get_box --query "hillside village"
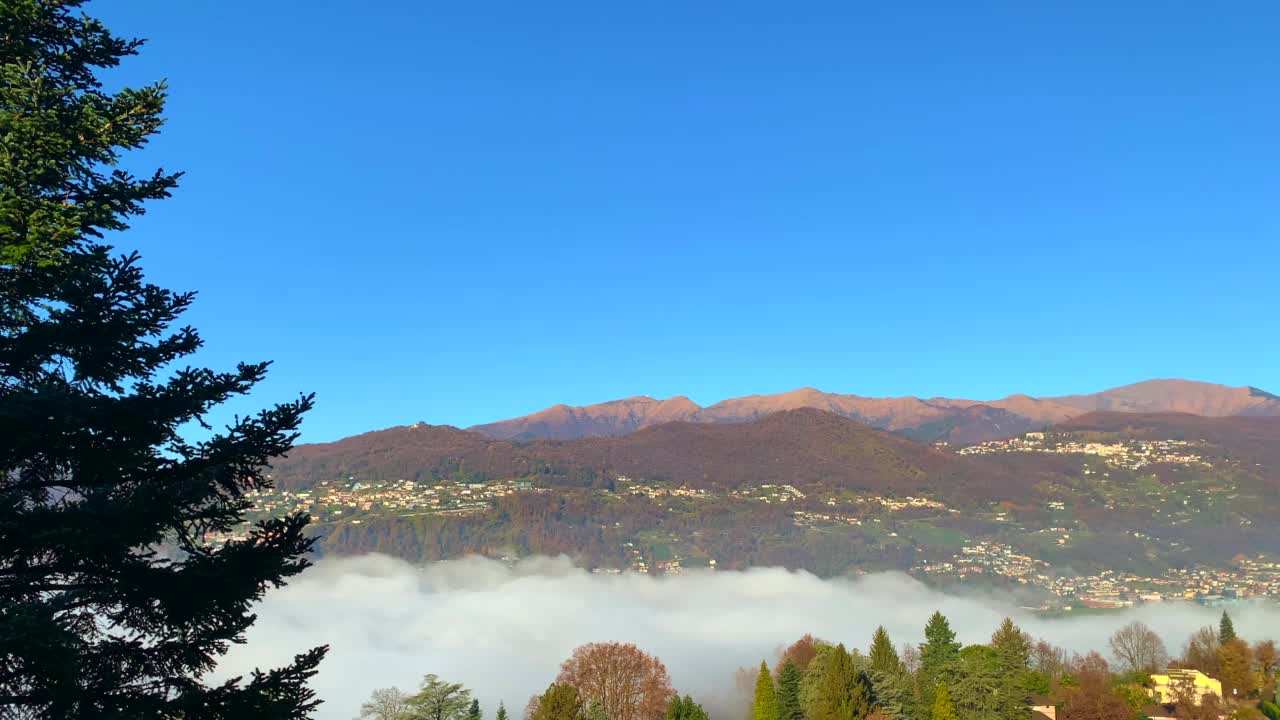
[213,457,1280,611]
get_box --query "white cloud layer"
[214,554,1280,720]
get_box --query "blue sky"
[95,2,1278,442]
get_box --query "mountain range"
[468,379,1280,444]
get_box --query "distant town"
[209,426,1280,612]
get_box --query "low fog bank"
[215,554,1280,719]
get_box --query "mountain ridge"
[468,379,1280,443]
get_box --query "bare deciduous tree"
[1059,653,1133,720]
[1109,621,1168,673]
[558,642,675,720]
[361,687,411,720]
[1032,639,1067,682]
[899,643,921,675]
[1181,625,1221,677]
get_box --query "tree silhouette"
[0,1,324,715]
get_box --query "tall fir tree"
[776,660,804,720]
[991,618,1031,673]
[496,702,509,720]
[754,660,778,720]
[1219,611,1237,643]
[921,612,961,678]
[870,626,901,675]
[931,683,957,720]
[919,612,961,712]
[0,1,325,715]
[470,698,482,720]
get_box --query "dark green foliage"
[497,702,509,720]
[0,0,179,266]
[1261,700,1280,720]
[809,643,872,720]
[870,626,901,675]
[754,660,778,720]
[777,661,803,720]
[665,694,709,720]
[869,667,915,720]
[405,676,473,720]
[921,612,961,678]
[941,646,1027,720]
[1220,611,1237,643]
[470,698,482,720]
[0,1,324,716]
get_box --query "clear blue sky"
[95,2,1278,442]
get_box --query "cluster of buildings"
[792,510,863,527]
[206,477,543,545]
[916,550,1280,609]
[957,433,1208,471]
[917,541,1047,579]
[618,477,714,499]
[728,484,807,503]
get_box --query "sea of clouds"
[212,554,1280,720]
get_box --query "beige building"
[1149,669,1222,704]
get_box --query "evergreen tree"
[405,676,473,720]
[0,1,325,716]
[1220,611,1237,643]
[919,611,961,710]
[870,626,901,675]
[991,618,1031,673]
[497,702,509,720]
[470,698,483,720]
[665,695,708,720]
[754,661,778,720]
[809,644,872,720]
[943,646,1026,720]
[777,660,804,720]
[931,683,957,720]
[921,612,961,678]
[531,684,583,720]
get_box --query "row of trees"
[743,611,1279,720]
[360,611,1279,720]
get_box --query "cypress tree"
[754,660,778,720]
[470,698,482,720]
[777,660,804,720]
[1220,611,1237,643]
[0,1,325,715]
[870,626,901,675]
[931,683,957,720]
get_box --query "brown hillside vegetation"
[271,409,1033,502]
[1057,411,1280,468]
